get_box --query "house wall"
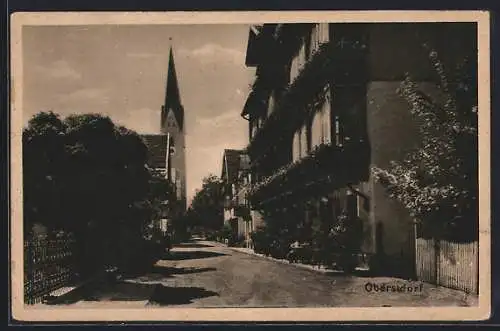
[354,23,468,277]
[361,81,442,278]
[237,218,246,238]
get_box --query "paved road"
[71,239,474,308]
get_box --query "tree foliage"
[23,111,173,272]
[185,174,224,231]
[372,47,478,241]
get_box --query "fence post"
[413,221,418,280]
[434,237,440,287]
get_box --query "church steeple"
[161,44,184,131]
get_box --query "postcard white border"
[10,10,491,322]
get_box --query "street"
[53,239,475,308]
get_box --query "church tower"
[161,46,187,214]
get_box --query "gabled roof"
[221,149,250,184]
[141,134,169,169]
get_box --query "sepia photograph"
[10,11,490,322]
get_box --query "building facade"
[221,149,251,245]
[242,23,476,277]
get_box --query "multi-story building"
[241,23,476,277]
[221,149,251,244]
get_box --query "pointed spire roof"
[163,45,184,130]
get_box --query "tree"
[23,112,170,273]
[23,112,68,234]
[372,46,478,241]
[188,174,225,231]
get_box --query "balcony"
[248,140,370,207]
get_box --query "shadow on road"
[131,266,217,281]
[162,250,228,261]
[149,285,219,306]
[82,281,218,305]
[174,242,214,248]
[83,281,155,302]
[151,265,216,275]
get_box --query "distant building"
[221,149,251,245]
[161,46,187,216]
[242,23,476,277]
[141,133,174,227]
[141,45,187,225]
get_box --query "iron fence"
[24,237,77,304]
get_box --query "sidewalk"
[205,240,364,275]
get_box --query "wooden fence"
[24,237,77,304]
[416,238,479,294]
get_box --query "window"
[251,120,258,139]
[310,90,332,149]
[304,33,312,61]
[290,38,307,82]
[309,23,330,56]
[318,23,329,43]
[292,125,309,162]
[311,110,323,149]
[292,130,301,162]
[310,24,319,56]
[322,93,332,145]
[300,124,309,157]
[268,90,276,116]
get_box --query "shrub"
[328,210,363,273]
[251,227,272,255]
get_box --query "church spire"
[162,42,184,131]
[165,46,181,107]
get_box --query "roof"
[163,47,185,130]
[245,25,264,67]
[221,149,250,184]
[141,134,169,169]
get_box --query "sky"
[22,25,256,205]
